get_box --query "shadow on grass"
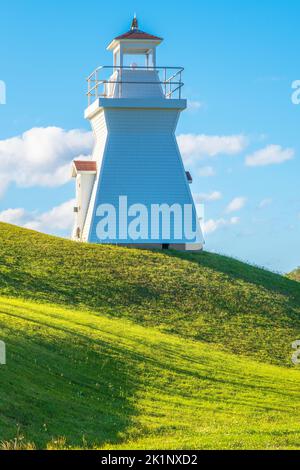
[0,311,139,449]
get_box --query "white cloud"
[187,100,203,112]
[24,199,75,233]
[0,208,26,225]
[259,198,272,209]
[0,127,93,196]
[194,191,222,202]
[245,145,294,167]
[203,217,240,234]
[198,166,216,177]
[177,134,248,165]
[226,197,247,213]
[0,199,75,236]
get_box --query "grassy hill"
[0,222,300,449]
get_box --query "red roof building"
[72,160,97,177]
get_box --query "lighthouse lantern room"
[72,17,204,250]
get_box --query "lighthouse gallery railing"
[86,66,184,105]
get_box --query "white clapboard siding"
[84,104,203,246]
[82,112,108,241]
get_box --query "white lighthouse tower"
[72,17,203,250]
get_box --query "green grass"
[0,223,299,366]
[1,296,300,450]
[0,222,299,449]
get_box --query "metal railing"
[87,66,184,105]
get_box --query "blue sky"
[0,0,299,273]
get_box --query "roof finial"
[131,14,138,31]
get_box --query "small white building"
[72,17,204,250]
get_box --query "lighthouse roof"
[114,30,162,41]
[108,17,163,50]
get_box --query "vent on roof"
[186,171,193,184]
